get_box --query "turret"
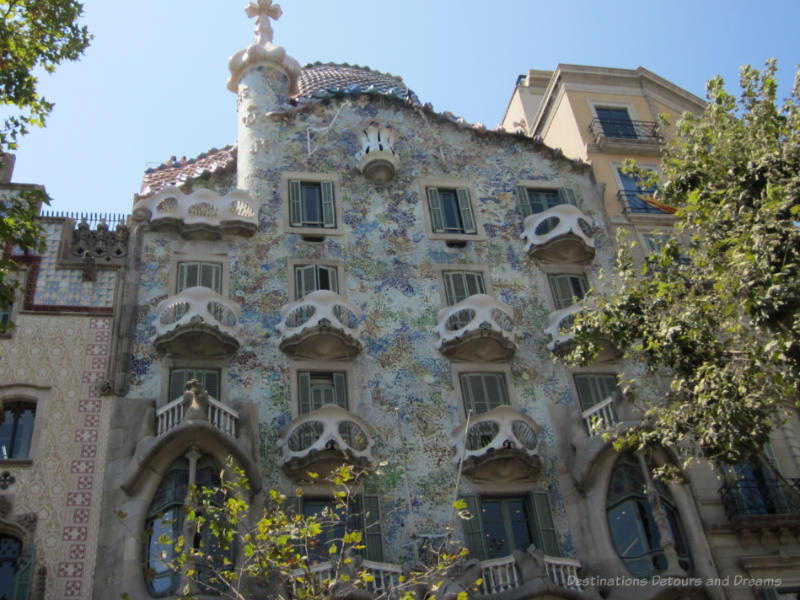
[227,0,300,189]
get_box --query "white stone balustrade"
[544,303,581,353]
[521,204,595,264]
[582,395,619,437]
[478,554,583,595]
[291,560,402,595]
[356,122,399,182]
[435,294,516,361]
[278,290,363,359]
[278,404,375,467]
[133,186,259,237]
[451,406,540,463]
[153,286,242,356]
[156,394,239,438]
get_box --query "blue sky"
[11,0,800,215]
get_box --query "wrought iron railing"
[718,478,800,521]
[617,190,670,214]
[589,118,660,143]
[40,210,127,229]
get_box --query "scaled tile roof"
[295,63,420,106]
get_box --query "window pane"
[506,499,533,552]
[597,108,636,138]
[301,183,322,226]
[13,407,35,458]
[0,535,21,599]
[438,189,463,233]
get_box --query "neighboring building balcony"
[152,287,242,357]
[451,406,542,482]
[617,190,675,216]
[277,404,376,478]
[133,186,259,238]
[521,205,595,264]
[544,303,618,362]
[435,294,516,362]
[278,290,363,360]
[156,393,239,438]
[718,478,800,532]
[589,117,661,153]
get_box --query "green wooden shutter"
[295,265,317,299]
[321,181,336,228]
[169,369,187,401]
[361,495,384,562]
[483,373,509,410]
[528,491,560,556]
[459,373,475,415]
[203,370,220,399]
[515,186,532,217]
[200,263,221,293]
[456,188,476,233]
[333,373,348,410]
[427,188,445,232]
[465,272,485,296]
[549,274,578,310]
[298,372,312,414]
[13,545,35,600]
[574,374,616,411]
[443,272,464,305]
[461,495,486,560]
[289,180,303,226]
[557,188,579,207]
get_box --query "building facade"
[3,8,799,600]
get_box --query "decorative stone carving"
[0,472,15,490]
[0,495,10,518]
[521,204,595,264]
[16,512,37,533]
[356,122,399,182]
[435,294,517,361]
[183,379,209,424]
[70,219,129,265]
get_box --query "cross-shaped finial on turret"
[245,0,283,45]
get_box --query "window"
[442,271,485,306]
[606,454,690,576]
[573,374,618,411]
[176,262,222,293]
[461,493,559,560]
[0,302,11,333]
[0,401,35,460]
[617,168,663,214]
[145,454,231,597]
[459,372,509,415]
[426,187,477,235]
[0,534,34,599]
[514,186,579,218]
[596,107,636,139]
[294,264,339,300]
[297,371,347,414]
[169,368,221,401]
[289,180,336,229]
[642,233,670,255]
[549,273,588,310]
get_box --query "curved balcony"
[133,186,258,239]
[451,406,542,482]
[152,286,242,357]
[521,205,595,264]
[356,122,399,183]
[544,303,618,362]
[278,290,363,360]
[278,404,376,478]
[435,294,517,362]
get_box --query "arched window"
[144,453,230,597]
[0,401,36,460]
[0,533,34,599]
[606,453,690,576]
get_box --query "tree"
[569,60,800,469]
[145,463,474,600]
[0,0,91,328]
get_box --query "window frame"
[289,361,356,419]
[282,172,344,236]
[288,258,345,301]
[175,261,223,294]
[548,272,589,310]
[159,359,227,409]
[514,180,582,218]
[418,177,485,242]
[451,363,516,421]
[589,100,641,137]
[572,372,619,412]
[435,264,490,307]
[167,249,229,300]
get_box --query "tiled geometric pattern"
[29,223,117,308]
[0,313,113,599]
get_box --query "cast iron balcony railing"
[590,118,660,144]
[435,294,517,361]
[153,286,242,356]
[719,478,800,522]
[278,404,375,477]
[278,290,363,360]
[617,190,672,215]
[521,205,595,264]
